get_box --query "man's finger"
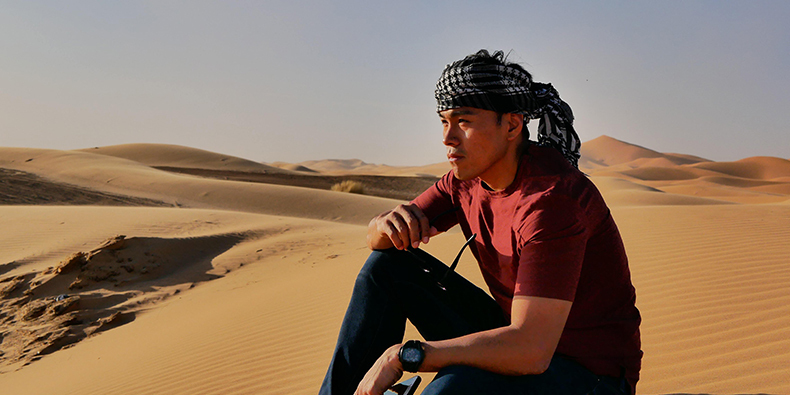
[401,209,422,248]
[387,213,411,250]
[407,205,432,244]
[382,221,403,249]
[390,206,416,249]
[399,204,430,247]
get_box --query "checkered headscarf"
[435,55,582,168]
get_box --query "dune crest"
[690,156,790,180]
[77,143,285,174]
[580,135,706,167]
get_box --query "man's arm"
[354,295,572,395]
[367,203,438,250]
[421,296,571,374]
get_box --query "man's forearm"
[419,325,554,376]
[415,296,571,376]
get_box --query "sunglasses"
[406,207,477,291]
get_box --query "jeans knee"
[421,366,488,395]
[354,249,403,290]
[358,249,391,278]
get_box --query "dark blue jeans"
[318,248,629,395]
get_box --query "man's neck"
[478,152,521,192]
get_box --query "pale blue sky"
[1,1,788,166]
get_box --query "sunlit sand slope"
[615,204,790,394]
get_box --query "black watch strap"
[398,340,425,373]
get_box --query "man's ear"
[506,113,524,141]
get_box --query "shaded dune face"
[0,233,244,372]
[0,168,168,207]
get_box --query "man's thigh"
[369,248,508,340]
[420,355,623,395]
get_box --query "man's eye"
[458,118,470,124]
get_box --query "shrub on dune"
[331,180,364,194]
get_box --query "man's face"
[439,107,518,183]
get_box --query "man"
[319,50,642,395]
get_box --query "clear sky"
[1,1,788,166]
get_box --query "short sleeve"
[411,172,459,233]
[513,193,589,301]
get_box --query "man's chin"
[451,167,475,181]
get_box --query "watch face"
[402,348,421,363]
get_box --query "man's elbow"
[508,357,551,376]
[528,355,553,375]
[506,346,554,376]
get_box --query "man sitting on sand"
[319,50,642,395]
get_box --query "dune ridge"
[77,143,286,174]
[579,135,712,168]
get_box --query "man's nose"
[442,124,459,146]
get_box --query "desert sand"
[1,136,788,394]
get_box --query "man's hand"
[367,204,438,250]
[354,345,404,395]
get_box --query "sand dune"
[293,159,451,177]
[580,135,705,168]
[747,182,790,197]
[619,167,707,181]
[2,137,789,394]
[0,147,400,224]
[690,156,790,180]
[588,177,732,207]
[78,143,286,174]
[270,162,319,173]
[578,137,790,205]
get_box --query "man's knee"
[353,249,411,293]
[357,249,396,281]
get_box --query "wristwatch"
[398,340,425,373]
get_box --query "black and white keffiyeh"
[435,59,582,168]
